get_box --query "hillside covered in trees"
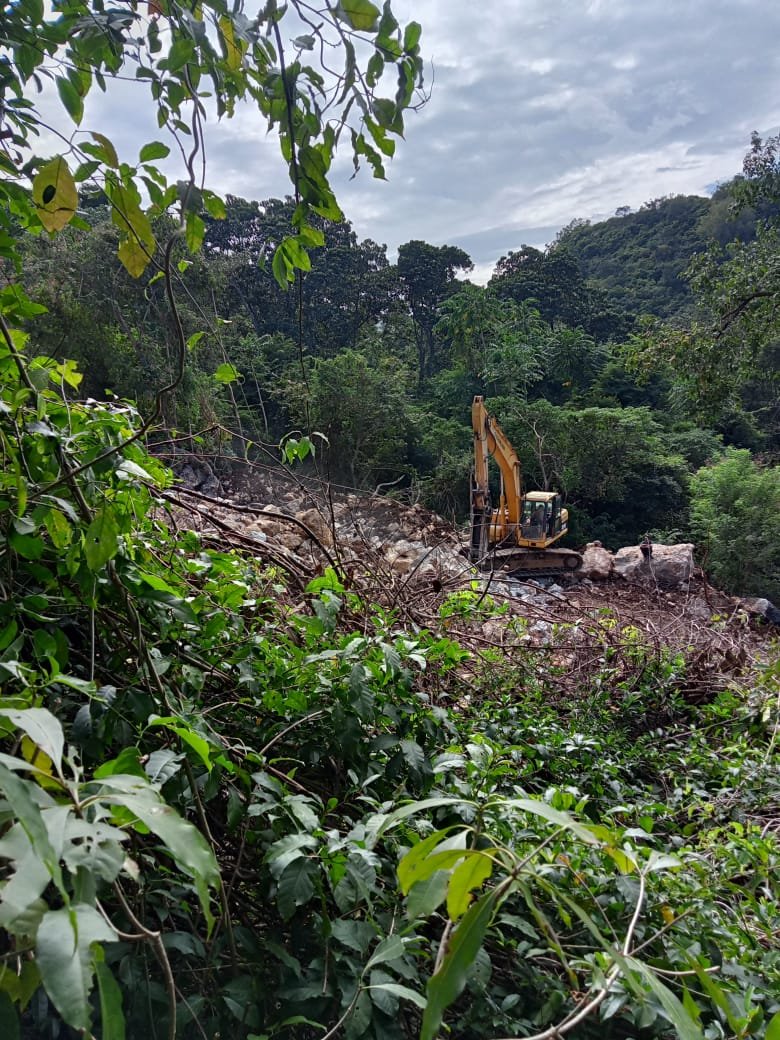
[0,3,778,1040]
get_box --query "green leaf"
[496,797,600,845]
[95,955,126,1040]
[85,509,119,571]
[272,245,293,287]
[147,717,212,770]
[36,905,115,1032]
[398,828,458,894]
[625,958,703,1040]
[365,935,405,970]
[0,708,63,772]
[185,211,205,253]
[371,797,471,839]
[645,851,682,873]
[0,993,20,1040]
[0,763,63,892]
[276,858,317,920]
[214,362,240,384]
[203,192,226,219]
[93,775,219,917]
[407,870,449,919]
[337,0,380,30]
[32,157,78,233]
[446,851,495,920]
[421,890,498,1040]
[56,77,83,125]
[367,982,426,1011]
[139,141,170,163]
[403,21,422,51]
[766,1012,780,1040]
[91,133,119,167]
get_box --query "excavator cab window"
[551,496,562,535]
[521,499,548,539]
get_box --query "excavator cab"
[521,492,566,541]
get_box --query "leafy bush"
[691,449,780,598]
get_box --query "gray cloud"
[38,1,780,282]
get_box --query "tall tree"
[397,239,472,379]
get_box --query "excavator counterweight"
[470,396,582,576]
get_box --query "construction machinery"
[470,395,582,575]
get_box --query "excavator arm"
[472,395,523,527]
[471,395,524,560]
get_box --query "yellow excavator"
[470,396,581,574]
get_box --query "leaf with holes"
[33,157,78,233]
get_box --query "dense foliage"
[0,2,779,1038]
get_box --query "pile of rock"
[579,540,695,589]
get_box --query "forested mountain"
[551,184,780,319]
[1,5,779,1038]
[19,167,780,569]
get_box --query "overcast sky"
[78,0,780,282]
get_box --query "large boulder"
[295,508,335,547]
[613,543,694,587]
[580,541,614,581]
[739,597,780,625]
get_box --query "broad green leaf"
[91,133,119,167]
[397,828,457,894]
[337,0,380,31]
[446,850,495,920]
[85,508,119,571]
[185,211,206,253]
[0,708,63,772]
[371,797,470,838]
[421,890,498,1040]
[276,858,317,920]
[95,955,126,1040]
[214,362,240,384]
[219,16,244,70]
[406,870,448,919]
[604,846,637,874]
[95,752,142,782]
[92,775,219,915]
[203,192,226,219]
[495,797,600,845]
[0,993,20,1040]
[367,982,426,1011]
[766,1012,780,1040]
[117,235,153,279]
[403,21,422,51]
[626,958,703,1040]
[36,906,115,1032]
[116,459,154,483]
[32,157,78,233]
[0,844,51,930]
[272,245,293,287]
[147,717,212,770]
[139,141,170,163]
[44,507,72,549]
[645,851,682,873]
[365,934,405,970]
[56,77,83,125]
[0,762,63,892]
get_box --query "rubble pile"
[163,465,780,659]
